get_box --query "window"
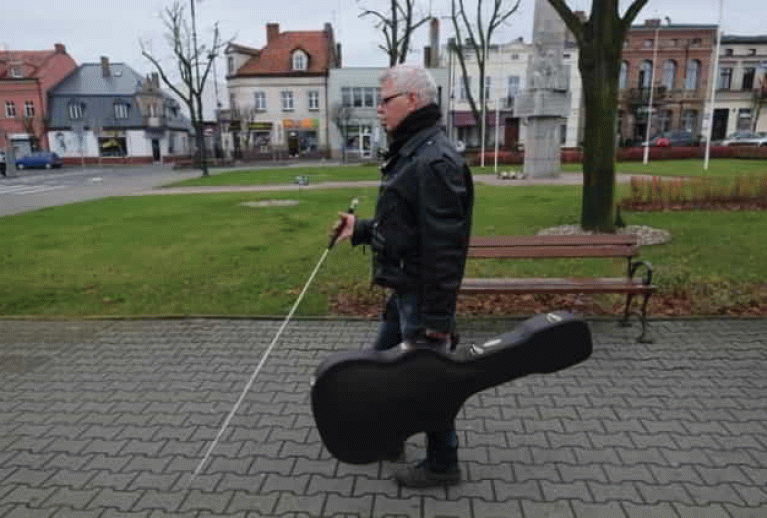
[308,91,320,110]
[681,109,698,132]
[460,76,471,100]
[507,75,520,99]
[9,67,22,78]
[618,62,628,90]
[749,48,757,56]
[685,60,700,90]
[147,103,159,117]
[24,101,34,118]
[724,48,733,56]
[68,102,83,120]
[5,101,15,118]
[229,94,236,112]
[292,51,307,71]
[352,87,362,107]
[341,87,351,107]
[657,109,673,132]
[662,60,676,90]
[737,108,752,130]
[718,67,733,90]
[281,91,294,111]
[742,67,756,90]
[254,91,266,111]
[114,102,129,119]
[364,87,375,107]
[639,60,653,89]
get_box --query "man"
[334,64,474,487]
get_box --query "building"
[617,20,718,145]
[47,58,192,164]
[0,43,78,155]
[224,23,341,160]
[441,37,582,150]
[712,35,767,138]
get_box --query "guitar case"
[311,311,592,464]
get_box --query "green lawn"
[1,182,765,317]
[168,158,767,189]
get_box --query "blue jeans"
[375,293,458,473]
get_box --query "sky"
[2,0,764,117]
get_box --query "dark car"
[642,130,700,147]
[15,151,62,170]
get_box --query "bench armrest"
[629,260,653,286]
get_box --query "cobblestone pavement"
[1,317,766,518]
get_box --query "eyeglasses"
[379,92,408,106]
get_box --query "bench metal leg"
[636,294,653,343]
[619,293,634,327]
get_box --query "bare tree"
[358,0,432,65]
[545,0,649,231]
[450,0,521,148]
[140,1,227,176]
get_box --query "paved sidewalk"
[1,317,766,517]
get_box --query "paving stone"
[673,503,732,517]
[570,501,628,518]
[520,500,575,518]
[622,502,680,517]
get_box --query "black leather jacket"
[352,125,474,332]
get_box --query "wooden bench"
[460,234,656,342]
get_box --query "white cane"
[190,198,358,482]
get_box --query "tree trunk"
[579,39,620,231]
[195,95,209,177]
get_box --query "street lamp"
[704,0,725,171]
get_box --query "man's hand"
[331,212,356,245]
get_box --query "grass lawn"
[167,158,767,189]
[1,182,765,317]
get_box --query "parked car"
[642,130,700,147]
[15,151,62,170]
[721,131,767,147]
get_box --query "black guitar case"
[310,311,592,464]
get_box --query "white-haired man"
[335,64,474,487]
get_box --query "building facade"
[223,23,341,160]
[0,43,78,154]
[441,38,583,151]
[712,35,767,138]
[47,58,191,164]
[617,20,717,145]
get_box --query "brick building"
[0,43,78,154]
[617,20,717,145]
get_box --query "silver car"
[722,131,767,146]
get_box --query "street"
[0,164,201,217]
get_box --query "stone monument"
[514,0,569,178]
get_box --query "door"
[504,118,520,149]
[712,109,729,141]
[152,139,161,161]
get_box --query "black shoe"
[395,460,460,487]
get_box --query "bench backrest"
[468,235,639,259]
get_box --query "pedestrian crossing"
[0,180,68,196]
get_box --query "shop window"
[737,108,752,131]
[98,136,127,157]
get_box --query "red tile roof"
[235,26,337,76]
[0,49,60,79]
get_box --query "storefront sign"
[283,119,296,128]
[300,118,318,129]
[248,122,273,131]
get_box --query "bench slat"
[469,245,638,259]
[469,235,638,247]
[460,277,655,295]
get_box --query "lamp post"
[643,24,660,165]
[704,0,725,171]
[190,0,209,175]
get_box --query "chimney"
[429,17,439,67]
[54,43,66,54]
[266,23,279,44]
[152,72,159,88]
[424,47,432,68]
[645,18,661,27]
[101,56,110,78]
[335,43,342,67]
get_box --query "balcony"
[144,115,167,128]
[627,86,667,104]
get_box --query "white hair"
[380,64,438,106]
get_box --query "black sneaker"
[394,460,460,487]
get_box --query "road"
[0,164,203,217]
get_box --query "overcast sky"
[2,0,763,116]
